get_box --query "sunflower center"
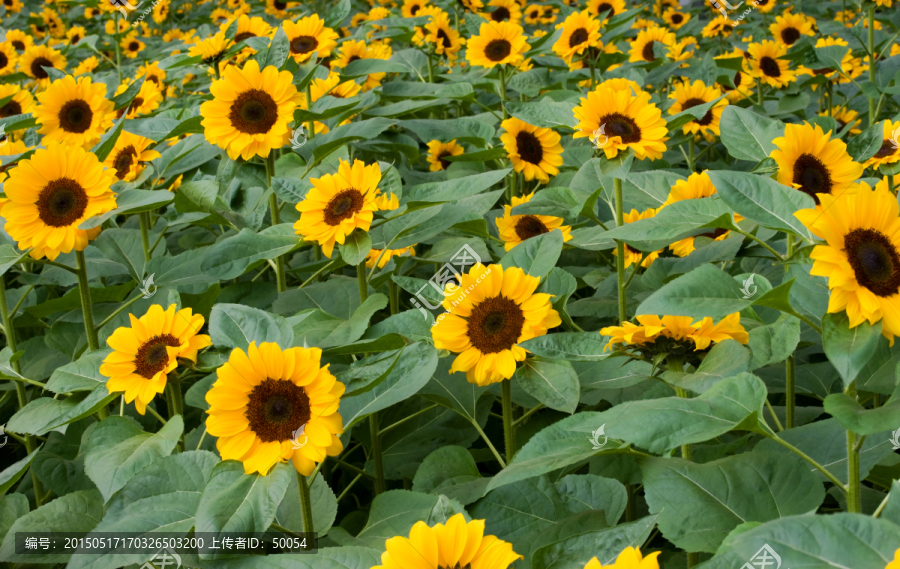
[599,112,642,143]
[234,32,256,43]
[529,9,539,17]
[0,100,21,118]
[113,145,138,179]
[514,215,549,240]
[411,4,421,13]
[134,334,181,379]
[466,295,526,354]
[844,228,900,297]
[485,39,512,62]
[31,56,53,79]
[641,41,656,61]
[780,27,800,45]
[290,35,317,54]
[874,140,898,159]
[71,34,82,45]
[438,151,452,170]
[595,3,613,17]
[128,41,140,50]
[0,53,7,68]
[437,29,452,48]
[569,28,589,48]
[131,97,145,112]
[324,189,365,225]
[515,131,544,164]
[347,55,361,64]
[275,0,287,8]
[58,99,93,133]
[792,153,832,203]
[12,41,24,51]
[229,89,278,134]
[671,13,683,23]
[722,24,733,33]
[697,228,729,240]
[491,7,510,21]
[37,178,89,227]
[246,378,311,443]
[759,56,781,77]
[682,97,714,126]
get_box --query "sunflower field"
[0,0,900,567]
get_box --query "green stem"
[113,13,122,84]
[846,382,860,512]
[427,53,434,82]
[625,483,636,522]
[670,358,691,462]
[614,178,627,324]
[95,293,146,332]
[380,403,439,435]
[297,471,315,532]
[356,262,368,304]
[266,154,286,293]
[688,138,695,172]
[762,427,848,490]
[471,418,506,468]
[511,403,543,427]
[388,280,399,315]
[76,251,100,351]
[501,378,516,463]
[867,4,876,127]
[306,84,315,140]
[732,228,785,261]
[757,81,764,107]
[166,378,184,452]
[139,212,151,262]
[369,414,386,494]
[785,234,796,429]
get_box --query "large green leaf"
[515,357,580,414]
[0,445,42,495]
[718,106,784,162]
[637,263,753,319]
[499,229,564,278]
[824,387,900,436]
[706,170,814,239]
[822,312,882,389]
[519,332,611,362]
[531,515,658,569]
[353,489,441,548]
[412,446,488,506]
[209,303,294,350]
[200,226,299,280]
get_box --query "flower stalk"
[614,178,627,324]
[298,471,315,532]
[266,153,287,293]
[502,378,516,464]
[76,251,100,352]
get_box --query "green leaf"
[600,197,737,246]
[406,168,511,202]
[706,170,814,239]
[276,473,338,536]
[519,332,609,362]
[412,446,488,506]
[324,0,351,27]
[531,515,658,569]
[91,113,127,162]
[747,314,801,370]
[0,245,28,277]
[637,263,753,320]
[45,349,110,392]
[0,494,28,546]
[80,190,175,230]
[32,421,95,496]
[354,490,441,548]
[555,473,627,526]
[847,120,887,163]
[264,26,290,69]
[822,312,882,388]
[641,452,825,553]
[824,387,900,435]
[84,416,184,502]
[419,357,492,423]
[306,293,389,349]
[200,226,299,280]
[516,357,580,414]
[339,229,372,266]
[499,229,564,278]
[210,303,294,350]
[668,339,752,394]
[505,100,577,129]
[719,106,784,162]
[93,229,154,283]
[342,58,410,76]
[272,176,312,203]
[0,445,42,495]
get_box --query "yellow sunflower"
[496,191,573,251]
[426,139,465,171]
[294,158,386,258]
[121,33,145,59]
[66,26,87,46]
[820,106,861,135]
[629,26,676,63]
[104,131,161,182]
[552,10,601,63]
[137,62,167,89]
[500,117,564,183]
[524,4,543,24]
[458,0,485,12]
[886,549,899,569]
[284,14,339,63]
[584,548,661,569]
[771,122,864,204]
[614,208,662,268]
[746,40,796,88]
[753,0,776,12]
[667,80,728,139]
[485,0,522,24]
[420,10,465,60]
[770,11,815,46]
[205,342,345,476]
[796,184,900,345]
[19,44,67,88]
[200,59,301,161]
[265,0,296,18]
[0,83,35,121]
[573,84,669,160]
[309,72,362,101]
[662,8,690,29]
[876,176,899,195]
[120,79,164,118]
[864,120,900,170]
[466,21,529,68]
[431,263,561,385]
[153,0,169,23]
[222,15,273,46]
[372,513,521,569]
[331,40,392,91]
[1,0,23,14]
[188,31,231,64]
[34,75,114,149]
[402,0,429,16]
[366,246,416,269]
[701,16,735,39]
[2,142,117,260]
[101,304,210,416]
[587,0,624,21]
[601,313,748,352]
[0,42,17,75]
[4,30,33,53]
[715,52,756,102]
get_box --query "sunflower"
[746,40,796,88]
[877,176,900,195]
[601,313,748,354]
[485,0,522,24]
[420,10,465,60]
[266,0,296,17]
[105,18,131,36]
[309,72,362,101]
[553,10,601,63]
[431,263,561,385]
[892,44,900,58]
[188,31,230,64]
[753,0,776,13]
[200,59,301,161]
[887,549,900,569]
[770,11,814,46]
[152,0,169,23]
[205,342,345,476]
[524,4,543,23]
[366,246,416,269]
[137,62,167,89]
[120,79,164,118]
[863,120,900,170]
[1,0,22,13]
[701,16,735,39]
[4,30,33,53]
[613,208,662,268]
[819,106,861,135]
[587,0,624,21]
[2,142,117,260]
[771,122,864,204]
[331,40,392,91]
[458,0,485,12]
[573,84,668,160]
[100,304,210,416]
[34,75,114,149]
[0,84,35,122]
[223,15,273,46]
[426,139,465,171]
[283,14,339,63]
[19,45,66,88]
[294,159,386,258]
[629,26,676,63]
[121,33,145,59]
[496,191,573,251]
[667,80,728,139]
[662,8,690,29]
[500,117,563,183]
[373,514,521,569]
[795,184,900,345]
[584,548,661,569]
[466,21,529,69]
[402,0,429,16]
[104,132,161,182]
[0,43,16,76]
[715,52,756,102]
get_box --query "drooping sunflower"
[485,0,522,24]
[366,246,416,269]
[4,31,33,53]
[2,142,117,260]
[294,159,385,258]
[19,45,67,87]
[864,120,900,170]
[402,0,429,16]
[34,75,114,149]
[771,122,864,204]
[628,26,676,63]
[613,208,662,268]
[573,84,669,160]
[584,547,661,569]
[121,33,145,59]
[121,79,164,118]
[795,184,900,345]
[284,14,339,63]
[587,0,624,21]
[101,304,210,416]
[466,21,529,69]
[746,40,796,88]
[552,10,601,63]
[770,10,815,46]
[662,8,690,29]
[667,80,728,139]
[372,514,522,569]
[426,139,465,171]
[431,263,561,385]
[0,42,17,75]
[200,59,302,161]
[0,84,35,121]
[601,313,748,355]
[104,132,161,182]
[496,191,573,251]
[500,117,563,183]
[205,342,345,476]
